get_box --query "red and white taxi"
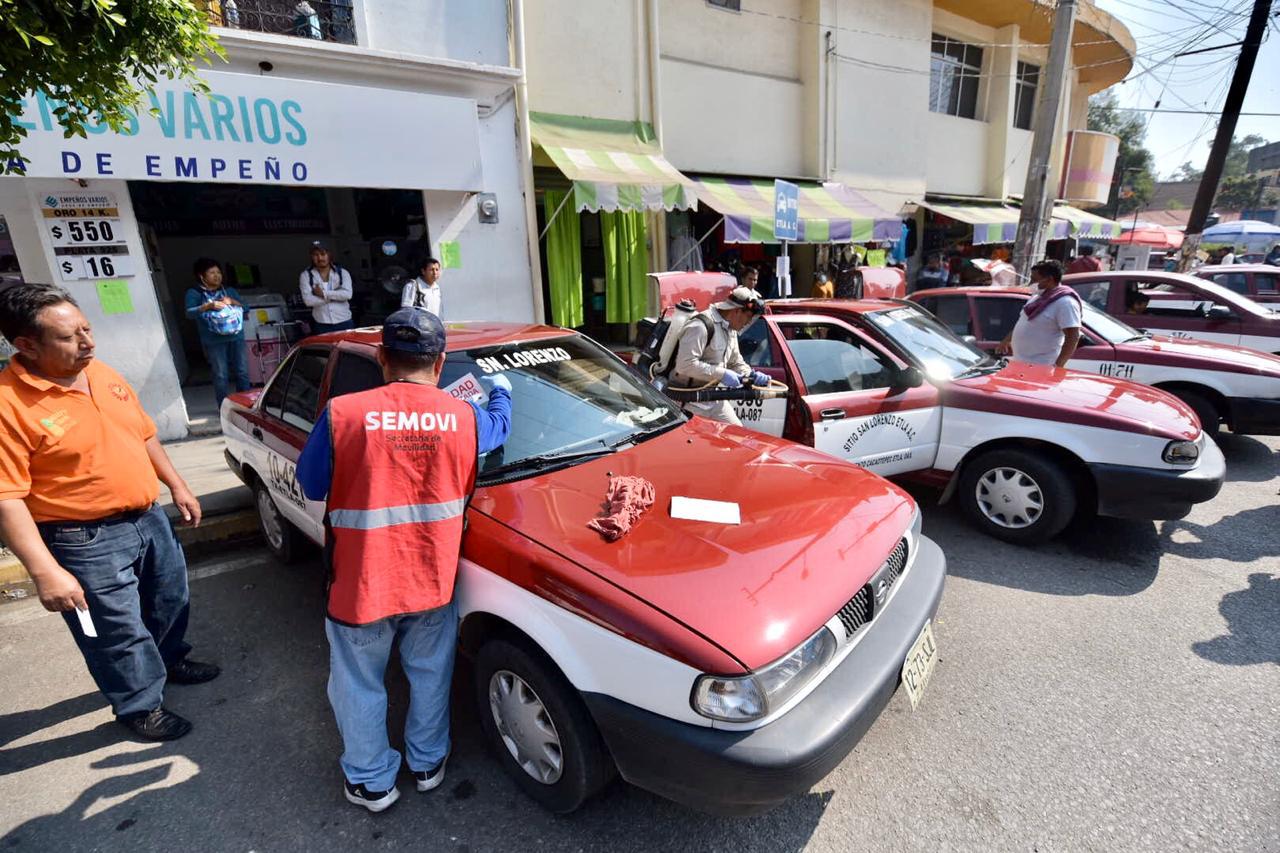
[221,324,945,816]
[1195,264,1280,308]
[651,289,1225,544]
[911,286,1280,437]
[1065,270,1280,353]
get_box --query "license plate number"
[901,620,938,710]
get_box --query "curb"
[0,509,262,586]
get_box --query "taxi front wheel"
[474,638,615,813]
[958,448,1076,544]
[252,480,303,563]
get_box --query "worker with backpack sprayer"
[649,286,772,426]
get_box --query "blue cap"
[382,307,446,354]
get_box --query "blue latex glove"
[720,370,742,389]
[750,371,771,387]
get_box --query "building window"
[930,35,984,119]
[707,0,741,10]
[196,0,357,45]
[1014,62,1039,130]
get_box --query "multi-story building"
[0,1,539,438]
[524,0,1135,333]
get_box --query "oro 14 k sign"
[41,192,135,281]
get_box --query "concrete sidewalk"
[0,433,257,587]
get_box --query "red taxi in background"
[911,286,1280,437]
[1064,270,1280,353]
[221,323,945,816]
[641,274,1225,544]
[1194,264,1280,308]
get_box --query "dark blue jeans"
[39,504,192,718]
[312,319,355,335]
[202,335,250,410]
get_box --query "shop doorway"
[129,182,427,428]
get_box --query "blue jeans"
[312,319,355,335]
[202,335,250,410]
[325,601,458,791]
[39,504,192,717]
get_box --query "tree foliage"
[0,0,222,159]
[1087,91,1155,215]
[1170,161,1203,182]
[1215,174,1279,212]
[1223,133,1268,179]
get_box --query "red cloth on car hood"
[587,476,656,542]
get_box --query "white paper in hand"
[670,496,741,525]
[76,607,98,638]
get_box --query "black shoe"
[344,780,400,813]
[167,659,221,685]
[412,757,448,792]
[118,707,192,741]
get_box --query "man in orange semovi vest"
[296,308,512,813]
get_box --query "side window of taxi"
[974,297,1025,343]
[261,352,294,419]
[329,352,384,399]
[779,323,894,395]
[1071,280,1112,311]
[280,348,330,432]
[1256,273,1279,295]
[1208,272,1249,295]
[918,295,973,337]
[737,319,780,368]
[1131,279,1232,316]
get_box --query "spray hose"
[661,379,790,404]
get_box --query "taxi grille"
[835,538,909,639]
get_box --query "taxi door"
[962,292,1124,377]
[770,315,942,476]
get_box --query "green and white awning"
[530,112,695,213]
[919,201,1022,245]
[691,177,903,244]
[1051,204,1123,240]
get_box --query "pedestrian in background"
[997,260,1082,368]
[300,241,354,334]
[0,285,219,742]
[401,256,443,318]
[915,253,949,291]
[296,308,512,813]
[1067,245,1103,274]
[185,257,250,411]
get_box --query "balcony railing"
[198,0,356,45]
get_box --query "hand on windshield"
[995,336,1012,356]
[484,373,512,393]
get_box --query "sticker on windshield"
[443,372,489,405]
[869,307,916,326]
[476,346,573,374]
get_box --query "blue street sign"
[774,179,799,241]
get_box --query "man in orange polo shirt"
[0,284,219,741]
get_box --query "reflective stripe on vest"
[329,497,467,530]
[325,382,477,626]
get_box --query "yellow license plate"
[901,620,938,710]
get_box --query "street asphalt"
[0,434,1276,853]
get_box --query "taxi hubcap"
[488,670,563,785]
[257,489,284,550]
[976,467,1044,529]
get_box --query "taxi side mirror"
[894,365,925,389]
[961,335,978,345]
[1204,304,1234,321]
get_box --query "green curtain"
[543,190,584,328]
[601,210,648,324]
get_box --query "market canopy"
[919,200,1122,244]
[1116,226,1183,251]
[1051,204,1122,240]
[530,112,695,213]
[690,177,902,244]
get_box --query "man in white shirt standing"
[400,257,442,319]
[997,260,1082,368]
[300,241,355,333]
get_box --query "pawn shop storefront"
[0,69,530,440]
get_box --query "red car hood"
[471,420,916,671]
[1123,335,1280,376]
[949,362,1201,440]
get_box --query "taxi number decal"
[1096,362,1135,379]
[476,347,572,374]
[268,452,306,510]
[735,398,765,423]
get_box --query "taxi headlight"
[1163,439,1200,465]
[692,627,837,722]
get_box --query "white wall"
[0,177,189,440]
[525,0,643,123]
[362,0,510,66]
[926,112,989,196]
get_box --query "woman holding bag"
[185,257,250,410]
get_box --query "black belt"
[37,503,156,532]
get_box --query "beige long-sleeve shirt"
[670,307,750,388]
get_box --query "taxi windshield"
[438,335,683,478]
[865,305,990,380]
[1082,302,1144,344]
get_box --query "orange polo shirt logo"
[109,382,130,402]
[38,409,75,439]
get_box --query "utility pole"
[1178,0,1273,271]
[1012,0,1078,278]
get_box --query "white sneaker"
[412,757,447,792]
[344,780,401,813]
